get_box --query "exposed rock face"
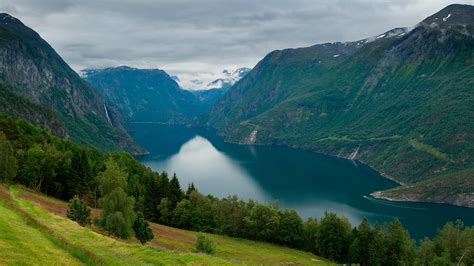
[0,13,143,153]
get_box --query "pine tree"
[169,173,184,209]
[133,212,154,245]
[186,182,197,197]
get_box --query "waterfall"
[348,146,360,160]
[103,104,112,125]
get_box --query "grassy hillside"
[0,185,328,265]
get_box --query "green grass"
[0,200,82,265]
[1,186,330,265]
[409,139,452,162]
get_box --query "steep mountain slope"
[0,82,67,137]
[83,66,202,123]
[0,13,142,153]
[202,4,474,207]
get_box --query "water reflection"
[133,123,474,240]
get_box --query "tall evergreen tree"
[186,182,197,197]
[169,173,184,209]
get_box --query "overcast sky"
[1,0,473,89]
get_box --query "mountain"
[205,68,251,90]
[189,68,251,109]
[0,13,142,153]
[82,66,202,124]
[201,4,474,207]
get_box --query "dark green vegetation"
[200,4,474,207]
[133,212,154,245]
[67,196,91,226]
[83,66,203,124]
[195,233,215,254]
[1,113,473,264]
[0,13,142,153]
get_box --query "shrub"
[67,196,91,226]
[195,233,215,254]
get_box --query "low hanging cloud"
[1,0,472,89]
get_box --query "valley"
[0,2,473,265]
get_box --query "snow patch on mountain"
[177,67,251,91]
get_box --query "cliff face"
[0,13,143,153]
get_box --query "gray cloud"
[1,0,473,89]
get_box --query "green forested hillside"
[0,13,143,153]
[201,4,474,207]
[0,83,67,138]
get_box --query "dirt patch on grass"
[18,189,100,218]
[0,186,12,201]
[148,223,196,251]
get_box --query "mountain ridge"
[200,4,474,207]
[0,13,143,153]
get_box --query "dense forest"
[0,113,473,264]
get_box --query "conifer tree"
[133,212,154,245]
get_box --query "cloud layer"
[1,0,472,89]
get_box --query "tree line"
[0,113,473,264]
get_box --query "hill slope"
[0,185,327,265]
[201,4,474,207]
[0,13,142,153]
[83,66,202,124]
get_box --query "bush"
[195,233,215,254]
[66,196,91,226]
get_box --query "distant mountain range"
[199,4,474,207]
[83,67,250,123]
[82,66,202,124]
[176,68,251,91]
[0,13,143,153]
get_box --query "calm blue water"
[133,123,474,240]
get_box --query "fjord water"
[133,123,474,240]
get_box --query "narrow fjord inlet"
[1,1,474,265]
[134,123,474,241]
